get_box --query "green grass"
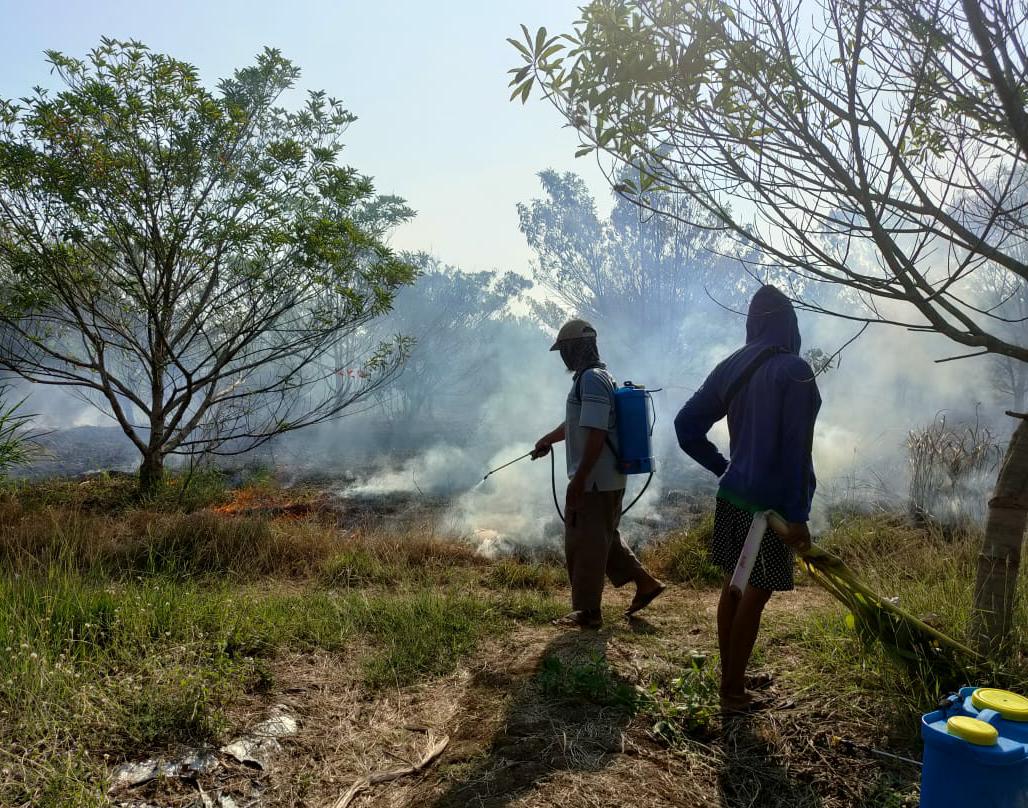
[533,649,723,747]
[0,571,531,804]
[641,511,722,585]
[359,592,498,687]
[5,479,1027,806]
[483,558,565,591]
[0,482,562,806]
[537,653,640,711]
[4,467,229,513]
[491,590,567,623]
[322,544,402,587]
[774,512,1028,747]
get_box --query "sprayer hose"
[549,447,653,523]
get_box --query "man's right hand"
[531,439,552,460]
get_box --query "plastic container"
[613,382,655,475]
[730,510,768,596]
[921,686,1028,807]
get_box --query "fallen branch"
[329,733,450,808]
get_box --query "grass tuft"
[358,592,496,687]
[641,512,722,585]
[483,559,564,591]
[537,653,639,711]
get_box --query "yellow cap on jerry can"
[972,689,1028,722]
[947,716,999,746]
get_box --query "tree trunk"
[138,451,165,499]
[972,417,1028,654]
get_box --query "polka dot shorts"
[710,497,795,592]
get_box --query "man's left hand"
[566,477,586,513]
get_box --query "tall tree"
[510,0,1028,649]
[370,256,530,426]
[0,40,415,495]
[519,168,745,379]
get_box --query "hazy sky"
[0,0,612,275]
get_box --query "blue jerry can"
[921,687,1028,807]
[613,382,655,475]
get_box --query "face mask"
[558,339,599,373]
[559,344,577,372]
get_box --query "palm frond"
[800,544,978,677]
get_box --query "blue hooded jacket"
[674,285,821,522]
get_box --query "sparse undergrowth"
[778,510,1028,747]
[0,477,564,806]
[641,511,722,585]
[2,476,1028,807]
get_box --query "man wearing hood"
[675,285,821,712]
[532,319,665,628]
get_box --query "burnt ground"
[208,585,918,808]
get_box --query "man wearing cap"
[531,319,665,628]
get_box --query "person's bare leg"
[722,585,772,702]
[716,577,738,697]
[635,567,663,594]
[603,492,665,614]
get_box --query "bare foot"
[625,577,666,616]
[720,690,769,714]
[552,609,603,629]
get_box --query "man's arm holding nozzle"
[531,423,566,459]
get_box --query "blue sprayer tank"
[613,382,655,475]
[921,686,1028,807]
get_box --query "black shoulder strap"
[573,364,608,404]
[573,367,621,463]
[723,347,785,408]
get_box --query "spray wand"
[480,451,533,482]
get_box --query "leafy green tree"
[0,40,416,496]
[510,0,1028,650]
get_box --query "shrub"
[907,412,1002,526]
[641,655,721,744]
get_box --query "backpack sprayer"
[481,381,657,521]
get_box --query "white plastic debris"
[220,735,283,769]
[220,705,298,769]
[110,758,179,790]
[110,747,221,793]
[182,750,220,775]
[251,709,298,738]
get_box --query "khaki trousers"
[565,488,643,612]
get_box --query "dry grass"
[641,511,722,585]
[3,475,1024,808]
[483,558,565,591]
[0,502,335,579]
[0,479,564,807]
[0,494,489,584]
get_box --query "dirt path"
[231,582,915,808]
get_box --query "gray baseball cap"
[549,319,597,351]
